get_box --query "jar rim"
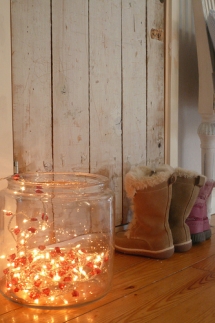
[6,172,109,189]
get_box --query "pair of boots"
[115,165,206,259]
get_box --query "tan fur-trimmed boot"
[169,168,206,252]
[115,165,175,259]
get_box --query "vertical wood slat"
[11,0,52,172]
[147,0,165,166]
[52,0,89,172]
[0,0,13,178]
[89,0,122,225]
[165,0,179,167]
[122,0,147,222]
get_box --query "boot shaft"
[131,180,173,236]
[169,168,206,251]
[170,175,204,226]
[186,179,214,242]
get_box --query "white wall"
[178,0,202,173]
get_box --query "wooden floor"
[1,216,215,323]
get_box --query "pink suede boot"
[186,180,214,243]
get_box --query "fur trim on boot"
[125,164,175,198]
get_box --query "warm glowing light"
[1,194,111,306]
[2,245,109,305]
[53,274,61,281]
[32,249,39,256]
[0,174,113,308]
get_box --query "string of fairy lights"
[0,175,111,306]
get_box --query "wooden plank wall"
[11,0,165,225]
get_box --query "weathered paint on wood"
[147,0,165,167]
[11,0,165,225]
[52,0,89,172]
[0,0,13,178]
[89,0,122,224]
[122,0,147,221]
[165,0,179,167]
[11,0,52,172]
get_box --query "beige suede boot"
[115,165,175,259]
[169,168,206,252]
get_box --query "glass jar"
[0,172,114,308]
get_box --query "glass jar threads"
[0,172,114,308]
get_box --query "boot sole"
[191,229,212,243]
[174,239,192,252]
[115,245,174,259]
[204,229,212,240]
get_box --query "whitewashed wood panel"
[11,0,166,225]
[89,0,122,225]
[122,0,147,222]
[52,0,89,172]
[11,0,52,172]
[0,0,13,178]
[122,1,147,168]
[165,0,179,167]
[147,0,165,166]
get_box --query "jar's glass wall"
[0,173,114,308]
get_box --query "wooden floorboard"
[1,216,215,322]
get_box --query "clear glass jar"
[0,172,114,308]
